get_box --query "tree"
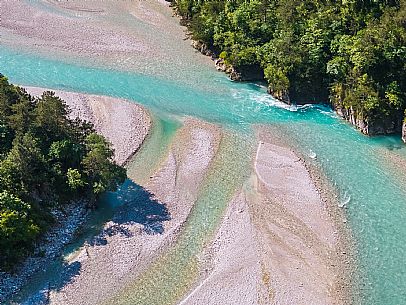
[0,120,12,156]
[82,133,126,203]
[34,91,71,148]
[67,168,87,192]
[8,99,34,135]
[0,191,40,270]
[7,133,49,195]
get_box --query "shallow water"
[126,114,181,185]
[1,21,406,305]
[105,132,253,305]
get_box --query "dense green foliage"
[0,75,126,270]
[173,0,406,125]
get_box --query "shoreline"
[299,148,358,304]
[174,125,355,305]
[256,125,357,304]
[0,201,88,304]
[172,7,404,140]
[24,87,152,166]
[0,87,153,304]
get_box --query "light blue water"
[105,132,253,305]
[1,46,406,304]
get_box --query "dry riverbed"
[177,126,353,305]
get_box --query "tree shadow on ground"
[17,179,170,305]
[113,180,171,234]
[90,179,171,247]
[19,261,81,305]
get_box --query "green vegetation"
[172,0,406,130]
[0,75,126,270]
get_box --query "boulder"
[228,64,264,82]
[335,106,403,136]
[191,40,213,57]
[215,58,227,72]
[267,88,290,104]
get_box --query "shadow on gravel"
[14,180,170,305]
[90,179,171,249]
[19,261,81,305]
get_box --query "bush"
[0,191,40,270]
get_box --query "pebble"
[0,201,88,303]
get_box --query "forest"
[172,0,406,133]
[0,75,126,270]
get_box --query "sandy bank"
[251,135,346,304]
[24,87,151,166]
[16,119,221,305]
[178,191,263,305]
[178,126,352,305]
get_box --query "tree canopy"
[173,0,406,128]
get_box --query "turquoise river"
[1,41,406,305]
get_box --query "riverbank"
[24,87,151,166]
[0,88,152,304]
[174,5,405,140]
[0,201,88,304]
[5,117,222,305]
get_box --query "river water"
[1,7,406,304]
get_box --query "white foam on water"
[250,92,336,114]
[250,92,297,111]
